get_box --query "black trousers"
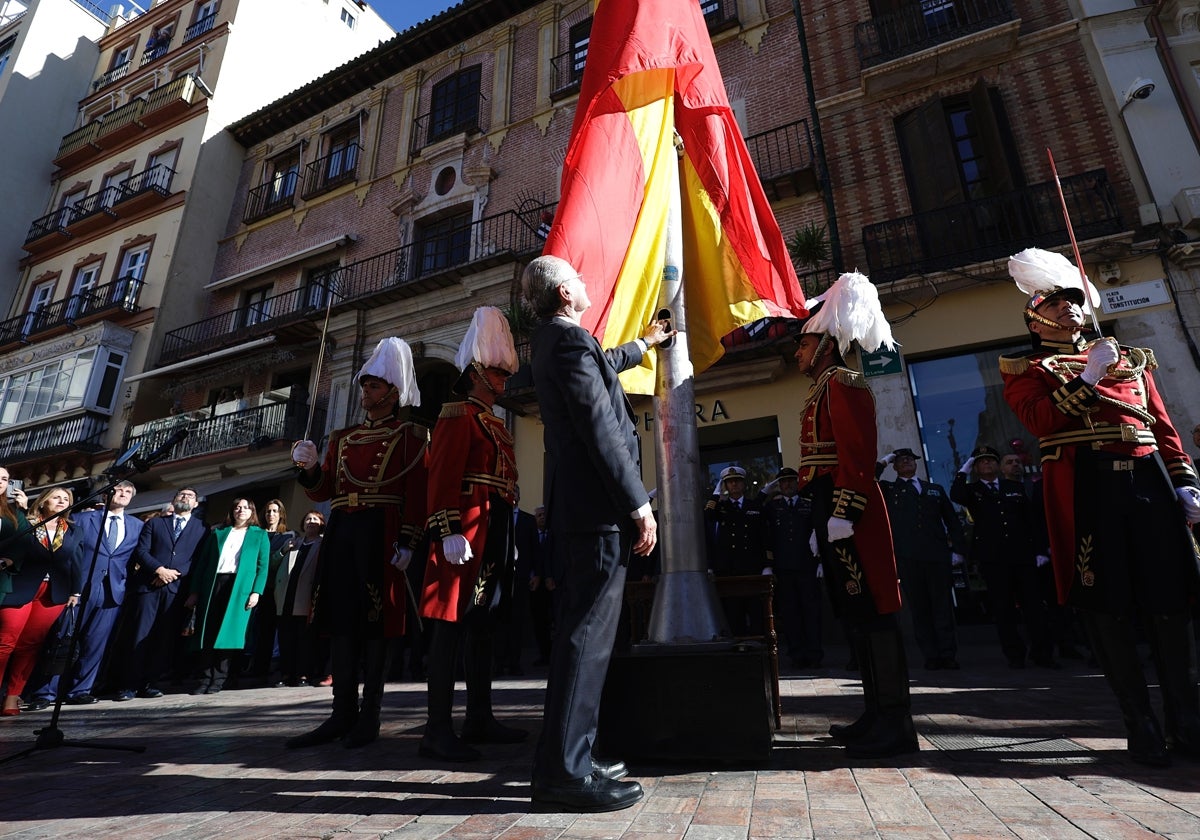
[534,528,629,782]
[981,561,1051,663]
[897,556,957,661]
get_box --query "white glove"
[882,452,897,464]
[1176,487,1200,524]
[815,563,824,579]
[951,553,965,567]
[826,516,854,542]
[761,567,773,576]
[1036,554,1051,568]
[291,439,319,469]
[808,532,819,555]
[442,534,472,566]
[1081,339,1120,385]
[391,546,413,570]
[710,477,724,497]
[958,456,976,475]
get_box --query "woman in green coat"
[0,467,30,608]
[186,498,269,694]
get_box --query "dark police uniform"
[762,490,821,666]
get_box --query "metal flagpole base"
[646,570,725,643]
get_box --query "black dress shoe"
[939,657,961,670]
[189,686,209,696]
[462,718,528,744]
[21,699,52,712]
[137,687,164,699]
[531,774,644,813]
[591,757,628,780]
[66,693,99,705]
[418,730,481,762]
[114,689,135,702]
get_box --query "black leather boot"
[286,636,359,749]
[1147,613,1200,759]
[830,629,876,744]
[344,638,391,748]
[844,628,919,759]
[462,624,527,744]
[1081,612,1170,767]
[418,620,480,762]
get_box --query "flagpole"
[645,130,727,645]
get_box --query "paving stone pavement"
[3,639,1199,840]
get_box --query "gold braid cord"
[1039,347,1156,427]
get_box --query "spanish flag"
[544,0,808,394]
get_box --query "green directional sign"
[861,346,903,378]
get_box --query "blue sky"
[370,0,460,32]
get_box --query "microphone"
[131,428,189,471]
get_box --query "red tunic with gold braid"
[1001,336,1199,603]
[796,366,901,615]
[420,397,518,623]
[301,415,429,637]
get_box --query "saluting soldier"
[1001,247,1200,766]
[705,465,767,635]
[287,337,429,750]
[419,307,526,762]
[793,272,917,759]
[762,467,822,668]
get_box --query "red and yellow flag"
[544,0,808,394]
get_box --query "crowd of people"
[2,246,1199,811]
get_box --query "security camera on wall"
[1124,77,1155,105]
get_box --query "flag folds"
[544,0,808,394]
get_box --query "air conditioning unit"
[1172,187,1200,230]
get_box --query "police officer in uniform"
[762,467,822,668]
[951,445,1054,669]
[1002,247,1200,765]
[877,448,966,670]
[287,337,429,749]
[704,465,767,635]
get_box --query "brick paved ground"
[3,635,1199,839]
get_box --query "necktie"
[106,515,120,551]
[173,516,184,539]
[989,481,998,492]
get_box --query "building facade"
[0,0,392,500]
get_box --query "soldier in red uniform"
[418,307,525,762]
[793,271,917,759]
[1003,247,1200,766]
[286,337,429,749]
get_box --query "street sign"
[861,346,903,378]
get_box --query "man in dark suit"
[876,448,967,670]
[497,500,539,676]
[32,480,143,704]
[523,254,672,813]
[528,505,555,666]
[950,445,1055,669]
[116,487,206,700]
[762,467,822,668]
[705,464,768,636]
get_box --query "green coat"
[190,525,270,652]
[0,510,29,606]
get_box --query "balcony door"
[67,263,103,321]
[895,79,1022,267]
[147,147,178,191]
[23,279,56,337]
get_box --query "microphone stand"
[0,445,153,764]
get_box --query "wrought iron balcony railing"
[745,119,813,183]
[411,93,487,155]
[64,185,123,228]
[24,206,73,244]
[117,163,175,201]
[93,60,132,91]
[141,41,170,66]
[243,172,299,223]
[855,0,1015,68]
[159,284,316,365]
[862,168,1122,284]
[127,401,315,463]
[126,399,310,465]
[0,276,145,346]
[184,12,217,41]
[301,143,361,199]
[0,411,109,463]
[550,46,588,98]
[316,202,557,305]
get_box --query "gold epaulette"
[999,355,1030,375]
[835,369,867,389]
[438,401,470,419]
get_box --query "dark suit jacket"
[132,514,207,594]
[531,317,648,533]
[879,478,965,564]
[514,509,539,586]
[5,521,84,607]
[950,475,1035,566]
[73,509,144,607]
